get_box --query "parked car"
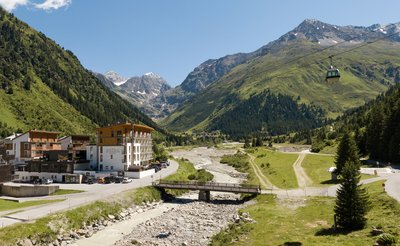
[151,164,161,172]
[97,177,105,184]
[42,178,53,184]
[87,177,95,184]
[122,177,132,183]
[104,176,115,184]
[114,177,123,183]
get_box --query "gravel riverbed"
[114,193,243,246]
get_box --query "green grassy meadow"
[252,148,299,189]
[0,199,64,212]
[49,189,84,196]
[211,180,400,245]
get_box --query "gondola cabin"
[326,66,340,83]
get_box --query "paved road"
[0,160,178,227]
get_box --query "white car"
[42,178,53,184]
[122,177,132,183]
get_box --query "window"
[90,154,93,159]
[110,166,113,170]
[105,166,109,170]
[100,138,103,143]
[110,154,113,159]
[111,131,114,137]
[100,155,103,162]
[100,146,103,153]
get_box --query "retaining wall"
[1,184,59,197]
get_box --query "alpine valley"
[1,7,400,140]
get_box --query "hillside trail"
[246,152,280,190]
[292,153,313,188]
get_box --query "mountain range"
[93,71,172,119]
[1,8,400,140]
[158,19,400,137]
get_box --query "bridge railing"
[153,180,260,190]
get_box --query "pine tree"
[243,137,251,148]
[23,79,31,90]
[255,135,263,147]
[335,131,360,175]
[334,161,370,230]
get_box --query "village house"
[7,130,61,165]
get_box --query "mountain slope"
[162,19,400,137]
[0,7,162,136]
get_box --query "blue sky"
[4,0,400,86]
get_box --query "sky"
[2,0,400,86]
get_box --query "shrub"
[376,233,397,246]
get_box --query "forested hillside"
[303,84,400,162]
[0,8,162,137]
[337,85,400,162]
[209,90,325,138]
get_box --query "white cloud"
[0,0,29,11]
[34,0,71,10]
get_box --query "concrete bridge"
[152,180,261,201]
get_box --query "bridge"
[152,180,261,201]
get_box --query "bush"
[376,233,397,246]
[220,153,250,173]
[187,174,196,180]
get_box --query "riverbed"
[73,145,247,246]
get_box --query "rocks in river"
[115,193,244,246]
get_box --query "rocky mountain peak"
[104,70,127,85]
[144,72,162,79]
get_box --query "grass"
[302,154,375,186]
[211,180,400,245]
[129,186,162,205]
[49,189,84,196]
[0,199,64,212]
[252,148,299,189]
[302,154,336,186]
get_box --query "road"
[0,160,178,227]
[292,153,313,188]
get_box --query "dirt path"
[247,153,279,190]
[292,153,313,188]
